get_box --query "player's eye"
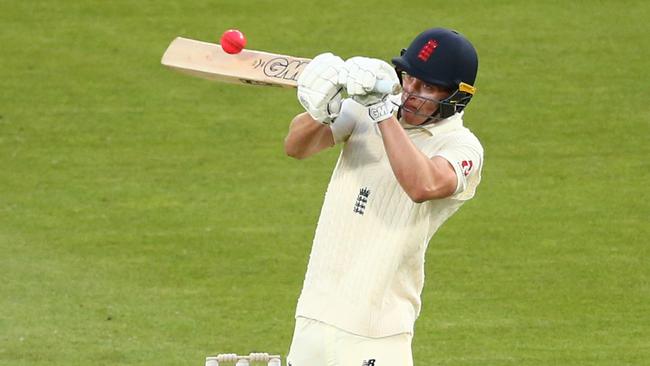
[423,84,436,91]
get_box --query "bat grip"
[374,79,402,95]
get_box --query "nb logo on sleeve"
[461,160,473,176]
[362,359,376,366]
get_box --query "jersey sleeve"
[435,134,484,201]
[329,98,364,144]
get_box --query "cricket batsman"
[284,28,483,366]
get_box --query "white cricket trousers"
[286,317,413,366]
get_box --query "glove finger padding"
[343,57,400,106]
[344,58,376,96]
[297,53,345,124]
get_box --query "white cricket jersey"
[295,98,484,337]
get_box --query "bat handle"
[374,79,402,95]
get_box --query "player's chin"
[401,109,427,126]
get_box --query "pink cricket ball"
[220,29,246,54]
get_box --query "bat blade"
[161,37,310,88]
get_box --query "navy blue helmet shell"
[392,28,478,90]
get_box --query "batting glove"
[342,57,400,106]
[297,53,345,124]
[364,95,398,123]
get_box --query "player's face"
[400,72,451,125]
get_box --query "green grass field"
[1,1,648,365]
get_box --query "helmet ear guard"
[437,82,476,119]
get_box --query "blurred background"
[1,1,648,365]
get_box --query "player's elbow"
[406,179,457,203]
[284,140,305,160]
[286,150,307,160]
[407,188,433,203]
[407,187,448,203]
[284,136,313,160]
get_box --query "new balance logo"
[461,160,473,176]
[353,187,370,215]
[362,359,376,366]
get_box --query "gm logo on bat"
[252,57,309,81]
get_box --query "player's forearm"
[378,118,452,202]
[284,113,335,159]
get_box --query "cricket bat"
[161,37,400,94]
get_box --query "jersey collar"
[399,112,464,136]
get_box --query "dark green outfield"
[1,1,648,365]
